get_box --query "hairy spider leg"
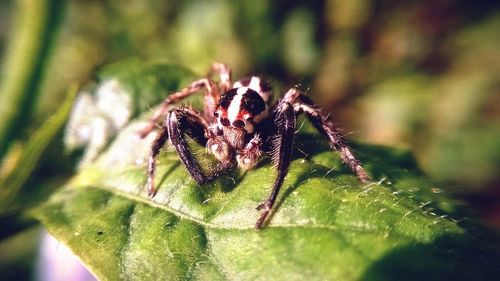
[294,102,370,183]
[167,108,236,184]
[255,87,371,228]
[139,78,219,138]
[140,62,234,139]
[146,107,234,196]
[284,87,370,183]
[146,120,168,197]
[255,101,296,229]
[146,107,207,196]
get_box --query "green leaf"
[32,63,500,280]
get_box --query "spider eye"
[232,120,245,128]
[246,117,254,124]
[220,118,230,126]
[213,111,219,118]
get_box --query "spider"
[139,63,370,229]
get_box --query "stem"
[0,0,65,158]
[0,84,78,212]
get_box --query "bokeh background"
[0,0,499,279]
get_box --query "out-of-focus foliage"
[22,0,500,193]
[0,0,499,279]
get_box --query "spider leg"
[146,121,170,197]
[283,87,370,182]
[207,62,232,93]
[139,78,219,138]
[146,106,208,196]
[255,101,296,229]
[147,107,236,196]
[168,108,236,183]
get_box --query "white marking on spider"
[227,88,246,122]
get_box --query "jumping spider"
[140,63,370,229]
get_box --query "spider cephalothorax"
[140,63,370,229]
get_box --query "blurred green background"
[0,0,499,279]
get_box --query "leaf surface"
[32,62,500,281]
